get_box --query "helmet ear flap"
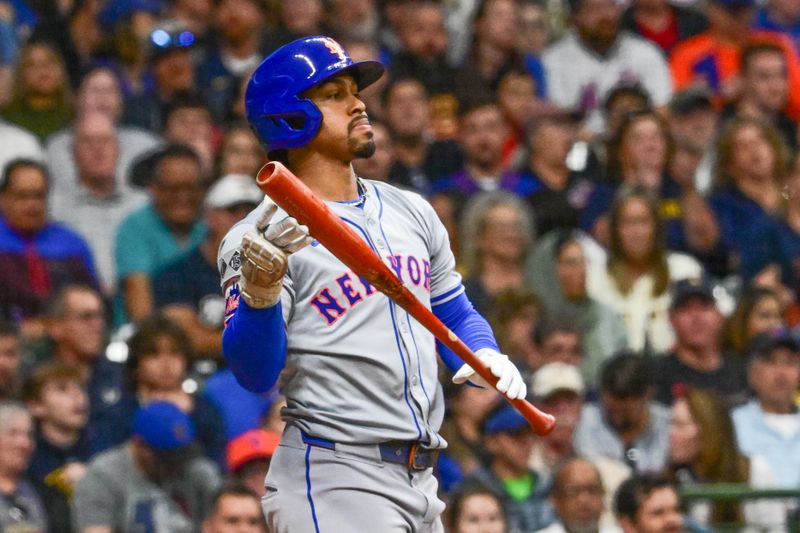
[250,98,323,151]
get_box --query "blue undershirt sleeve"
[221,300,287,392]
[432,290,499,374]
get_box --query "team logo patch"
[219,258,227,277]
[224,283,241,326]
[230,250,242,271]
[321,37,348,63]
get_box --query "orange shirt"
[669,30,800,119]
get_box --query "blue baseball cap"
[133,401,196,451]
[481,403,531,436]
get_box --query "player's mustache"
[348,114,370,133]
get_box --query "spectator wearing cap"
[49,111,148,293]
[620,0,708,55]
[669,0,800,120]
[651,278,747,406]
[201,484,265,533]
[542,0,673,136]
[0,159,99,334]
[122,21,198,133]
[114,144,206,325]
[667,86,719,195]
[574,353,671,474]
[528,362,586,479]
[226,429,279,497]
[72,401,222,533]
[732,330,800,487]
[536,458,622,533]
[0,401,49,532]
[153,173,261,360]
[461,402,555,533]
[721,42,797,151]
[22,363,92,533]
[46,66,162,198]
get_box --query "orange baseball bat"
[256,162,555,436]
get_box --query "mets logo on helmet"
[321,37,348,63]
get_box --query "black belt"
[300,431,438,471]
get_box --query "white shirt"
[0,120,43,173]
[543,31,673,134]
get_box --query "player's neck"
[290,153,360,202]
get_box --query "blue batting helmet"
[245,36,385,152]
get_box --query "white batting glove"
[452,348,527,401]
[239,201,313,308]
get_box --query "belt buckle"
[407,443,436,470]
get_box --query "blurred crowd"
[1,0,800,531]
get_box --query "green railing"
[680,484,800,533]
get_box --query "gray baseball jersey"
[218,179,463,448]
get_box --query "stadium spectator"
[0,119,43,174]
[114,144,206,324]
[271,0,324,46]
[214,124,265,179]
[104,315,226,462]
[753,0,800,52]
[722,285,785,358]
[196,0,270,122]
[709,118,789,282]
[49,111,148,293]
[154,173,262,359]
[533,317,584,370]
[670,0,800,120]
[446,481,509,533]
[614,474,684,533]
[45,65,162,197]
[121,21,198,132]
[536,458,621,533]
[463,402,555,533]
[43,284,125,453]
[382,77,462,193]
[528,363,586,480]
[732,330,800,487]
[225,429,279,497]
[586,188,703,353]
[487,289,541,373]
[161,92,216,177]
[391,1,456,98]
[521,114,593,237]
[620,0,708,54]
[497,68,544,167]
[71,401,222,532]
[458,191,536,315]
[666,387,787,531]
[666,87,719,195]
[439,383,498,479]
[651,278,748,406]
[22,363,91,533]
[526,230,628,388]
[542,0,673,135]
[0,322,22,400]
[201,484,265,533]
[0,159,98,333]
[352,121,394,182]
[575,353,671,473]
[0,401,48,531]
[721,42,797,151]
[1,40,73,140]
[517,0,552,99]
[327,0,380,44]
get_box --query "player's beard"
[349,134,376,159]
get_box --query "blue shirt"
[732,400,800,487]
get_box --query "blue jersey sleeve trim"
[430,284,464,304]
[221,300,287,392]
[432,290,499,373]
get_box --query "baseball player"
[218,35,528,533]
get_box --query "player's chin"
[350,137,376,160]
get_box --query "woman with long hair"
[722,286,785,358]
[1,40,73,139]
[446,481,508,533]
[586,187,703,353]
[459,190,536,315]
[667,388,786,531]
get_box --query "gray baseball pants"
[261,424,445,532]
